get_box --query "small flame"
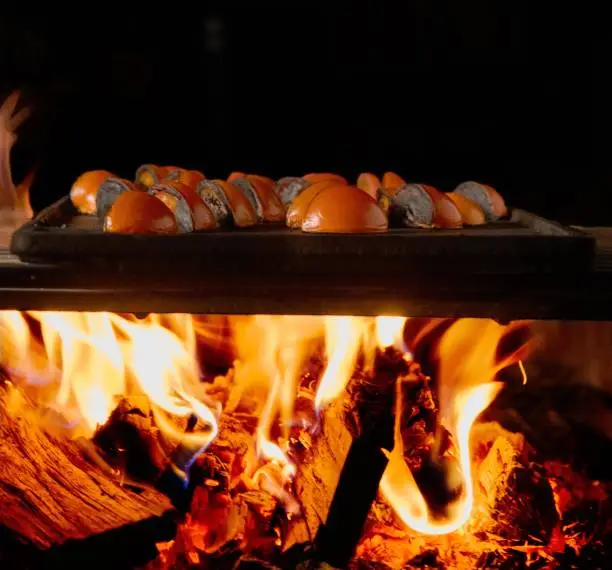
[375,316,407,350]
[314,316,369,411]
[0,91,35,246]
[231,316,324,510]
[380,319,530,535]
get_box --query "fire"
[380,318,529,535]
[315,316,370,411]
[231,316,322,461]
[0,91,34,246]
[375,315,408,351]
[0,309,531,555]
[0,312,218,469]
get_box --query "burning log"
[93,395,168,481]
[92,395,211,511]
[472,422,559,545]
[285,348,411,568]
[283,388,352,549]
[0,382,177,569]
[351,423,561,570]
[351,425,557,570]
[147,411,288,569]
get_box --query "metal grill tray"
[10,196,595,276]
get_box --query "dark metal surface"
[1,235,612,319]
[2,201,611,319]
[9,197,595,276]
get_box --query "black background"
[0,4,600,224]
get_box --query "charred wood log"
[352,424,560,570]
[94,394,224,512]
[93,395,167,482]
[0,383,176,569]
[473,423,559,546]
[148,413,286,568]
[285,348,412,568]
[483,377,612,480]
[283,392,352,552]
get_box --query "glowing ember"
[315,316,368,411]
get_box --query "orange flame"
[380,318,529,535]
[232,316,323,482]
[315,316,370,411]
[0,91,33,212]
[0,91,35,246]
[0,311,218,459]
[0,309,530,538]
[375,315,409,352]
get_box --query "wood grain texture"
[284,396,352,551]
[0,383,173,551]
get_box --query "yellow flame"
[314,316,369,411]
[232,316,323,479]
[0,311,218,455]
[0,91,35,248]
[0,309,530,536]
[0,91,33,240]
[375,316,407,349]
[380,319,528,536]
[33,312,124,430]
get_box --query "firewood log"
[285,348,412,568]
